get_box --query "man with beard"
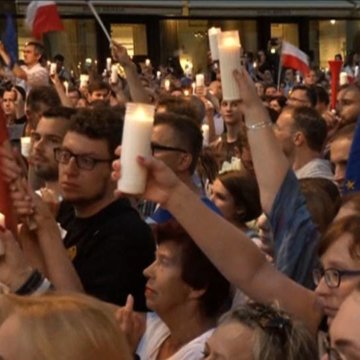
[31,107,76,195]
[30,106,76,227]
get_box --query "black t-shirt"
[63,198,155,311]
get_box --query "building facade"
[6,0,360,74]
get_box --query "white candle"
[85,58,92,66]
[208,27,221,61]
[64,81,69,96]
[106,57,112,71]
[201,124,210,147]
[0,213,4,255]
[196,74,205,87]
[184,89,190,96]
[191,82,195,94]
[355,65,359,78]
[20,137,31,158]
[217,31,242,101]
[50,62,57,76]
[111,64,118,83]
[145,58,151,67]
[296,71,302,83]
[164,79,171,91]
[339,72,349,86]
[156,70,161,80]
[118,103,155,194]
[80,74,89,88]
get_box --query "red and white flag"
[0,108,16,233]
[25,1,64,40]
[281,41,310,75]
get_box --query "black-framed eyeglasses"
[54,148,113,171]
[313,267,360,288]
[150,142,188,156]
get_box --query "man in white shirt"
[273,106,333,180]
[0,41,49,91]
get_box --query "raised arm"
[233,69,290,214]
[0,144,83,293]
[112,154,321,333]
[111,41,150,104]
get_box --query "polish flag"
[0,108,16,233]
[26,1,64,40]
[281,41,310,75]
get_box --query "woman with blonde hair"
[0,293,132,360]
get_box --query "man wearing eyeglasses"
[146,112,220,223]
[55,107,154,310]
[287,85,317,108]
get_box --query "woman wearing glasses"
[114,153,360,359]
[113,67,360,359]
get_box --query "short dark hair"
[42,106,76,120]
[26,41,45,59]
[68,107,123,156]
[291,85,317,107]
[88,79,111,95]
[218,170,262,223]
[53,54,64,62]
[292,106,327,152]
[155,220,230,318]
[314,85,329,106]
[157,95,200,125]
[154,112,203,174]
[26,86,61,113]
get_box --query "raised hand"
[112,145,181,207]
[115,294,146,352]
[111,41,134,68]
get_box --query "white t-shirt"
[294,158,334,181]
[136,312,213,360]
[21,63,49,90]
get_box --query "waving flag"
[2,13,18,66]
[281,41,310,75]
[25,1,64,39]
[344,117,360,194]
[0,108,16,233]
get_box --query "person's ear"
[188,287,206,300]
[177,153,192,172]
[293,131,305,146]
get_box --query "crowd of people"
[0,34,359,359]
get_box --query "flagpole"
[277,42,283,91]
[86,0,112,44]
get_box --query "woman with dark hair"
[118,220,231,360]
[210,170,261,238]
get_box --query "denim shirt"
[269,170,320,288]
